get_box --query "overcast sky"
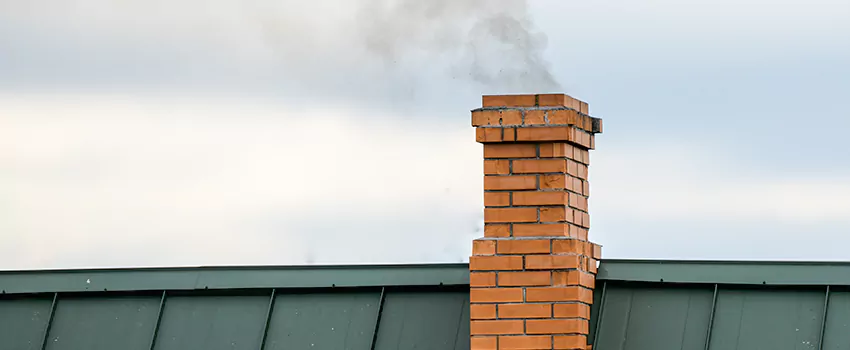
[1,0,849,270]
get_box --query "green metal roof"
[0,263,469,294]
[597,259,850,286]
[3,260,850,349]
[591,259,850,350]
[0,264,469,350]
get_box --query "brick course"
[469,94,602,350]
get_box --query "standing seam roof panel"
[6,260,850,349]
[0,264,471,350]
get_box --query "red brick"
[484,224,511,238]
[498,271,551,287]
[576,115,589,130]
[513,192,567,206]
[567,97,582,111]
[484,144,537,158]
[577,163,588,180]
[472,110,500,126]
[591,243,602,259]
[584,116,595,131]
[586,116,596,130]
[470,272,496,287]
[473,240,496,256]
[569,225,588,240]
[503,128,517,142]
[580,257,589,272]
[525,110,545,125]
[570,178,583,193]
[539,143,575,158]
[526,319,587,335]
[554,335,587,349]
[553,303,590,319]
[566,160,578,177]
[575,149,589,164]
[548,109,580,126]
[516,127,573,142]
[498,335,552,349]
[579,101,589,114]
[553,271,595,288]
[471,288,524,303]
[484,192,511,207]
[471,336,497,349]
[571,148,584,163]
[539,207,569,223]
[570,130,591,149]
[470,256,524,271]
[485,208,538,223]
[476,127,503,143]
[551,239,590,256]
[526,287,593,303]
[497,240,551,254]
[484,160,510,175]
[512,159,566,174]
[514,223,570,237]
[546,95,579,110]
[568,209,583,226]
[536,93,566,107]
[484,176,537,190]
[525,255,580,270]
[471,304,497,319]
[563,180,576,194]
[471,110,496,126]
[541,174,567,189]
[588,258,598,274]
[483,95,536,107]
[502,110,523,125]
[471,320,525,335]
[499,304,552,319]
[575,211,590,228]
[582,181,590,196]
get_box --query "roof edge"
[599,259,850,286]
[0,263,470,295]
[7,258,850,295]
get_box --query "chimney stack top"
[482,93,588,113]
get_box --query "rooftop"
[2,259,848,349]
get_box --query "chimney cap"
[482,93,588,113]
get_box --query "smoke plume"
[357,0,562,92]
[2,0,562,97]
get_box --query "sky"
[1,0,849,270]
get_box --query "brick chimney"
[469,94,603,350]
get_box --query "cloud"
[0,93,482,269]
[0,0,562,105]
[592,143,850,223]
[3,93,850,269]
[592,218,850,261]
[1,0,849,268]
[588,142,850,261]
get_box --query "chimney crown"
[472,94,602,149]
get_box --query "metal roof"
[3,260,850,349]
[0,264,469,350]
[591,259,850,350]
